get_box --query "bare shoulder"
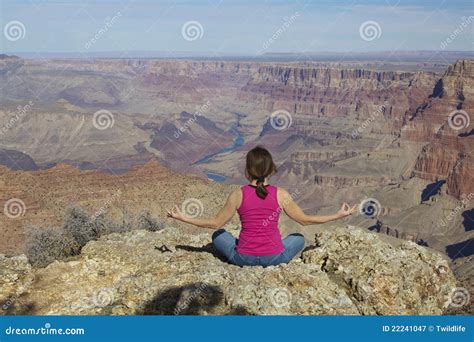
[277,187,292,198]
[277,187,293,207]
[228,188,242,208]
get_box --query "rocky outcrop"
[0,226,456,315]
[447,157,474,198]
[403,60,473,198]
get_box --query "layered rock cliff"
[0,226,456,315]
[403,60,473,198]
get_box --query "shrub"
[62,206,106,247]
[25,225,80,267]
[138,210,165,232]
[25,206,165,268]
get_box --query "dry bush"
[25,206,166,267]
[62,206,106,247]
[25,225,80,267]
[138,210,166,232]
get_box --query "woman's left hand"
[167,205,185,221]
[337,203,357,217]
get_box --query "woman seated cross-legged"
[167,146,356,267]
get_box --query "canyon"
[0,54,472,314]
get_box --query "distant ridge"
[6,50,474,62]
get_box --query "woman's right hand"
[337,203,357,218]
[167,205,185,221]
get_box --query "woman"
[167,146,356,267]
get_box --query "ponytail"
[245,146,277,200]
[255,176,268,199]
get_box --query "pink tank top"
[236,184,284,256]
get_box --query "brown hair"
[245,146,277,199]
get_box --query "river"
[193,113,245,182]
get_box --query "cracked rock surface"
[0,226,455,315]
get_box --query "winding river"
[193,113,245,182]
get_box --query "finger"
[350,204,357,213]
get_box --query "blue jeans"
[211,229,305,267]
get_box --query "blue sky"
[1,0,473,55]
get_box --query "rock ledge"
[0,226,455,315]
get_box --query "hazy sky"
[1,0,473,55]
